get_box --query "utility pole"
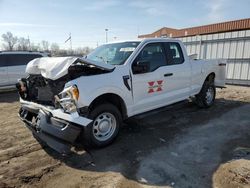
[137,26,140,38]
[69,33,72,52]
[198,35,202,59]
[105,29,108,43]
[27,35,31,50]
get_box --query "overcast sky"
[0,0,249,49]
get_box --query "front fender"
[80,86,129,108]
[67,78,131,109]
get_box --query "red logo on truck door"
[148,80,163,93]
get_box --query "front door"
[131,42,169,115]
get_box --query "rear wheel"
[82,103,121,147]
[195,80,216,108]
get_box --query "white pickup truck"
[17,38,226,153]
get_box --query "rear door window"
[0,55,8,67]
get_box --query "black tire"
[195,81,216,108]
[82,103,122,148]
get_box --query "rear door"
[0,55,9,86]
[7,54,42,84]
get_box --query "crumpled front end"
[16,56,115,154]
[19,99,92,154]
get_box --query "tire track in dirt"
[0,93,61,187]
[0,142,42,162]
[0,86,249,188]
[0,149,61,186]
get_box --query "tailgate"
[215,59,227,87]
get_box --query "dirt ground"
[0,85,250,188]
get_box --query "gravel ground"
[0,85,250,188]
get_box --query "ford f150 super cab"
[17,38,226,153]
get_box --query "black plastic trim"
[123,75,131,91]
[18,107,86,154]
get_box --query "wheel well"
[89,93,127,119]
[205,72,215,83]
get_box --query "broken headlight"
[56,85,79,113]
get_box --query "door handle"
[164,73,173,77]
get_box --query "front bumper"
[19,99,92,154]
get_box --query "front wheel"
[82,103,122,148]
[195,81,216,108]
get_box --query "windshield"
[86,41,140,65]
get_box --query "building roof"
[138,18,250,38]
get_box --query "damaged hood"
[26,57,115,80]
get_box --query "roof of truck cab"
[106,38,181,45]
[142,37,181,42]
[105,39,142,44]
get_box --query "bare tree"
[50,43,60,56]
[74,47,92,56]
[17,37,30,51]
[0,31,93,56]
[1,32,18,50]
[30,42,41,51]
[41,40,49,51]
[84,47,92,55]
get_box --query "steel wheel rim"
[92,112,117,141]
[206,87,214,104]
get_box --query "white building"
[139,18,250,85]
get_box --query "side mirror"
[133,60,150,74]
